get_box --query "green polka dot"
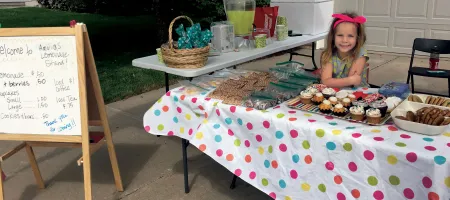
[157,124,164,131]
[318,184,326,192]
[261,110,269,113]
[268,146,273,153]
[277,113,285,118]
[316,129,325,138]
[368,176,378,186]
[195,113,201,118]
[234,139,241,146]
[387,155,398,165]
[343,143,352,151]
[157,98,162,103]
[262,178,269,186]
[302,141,311,149]
[389,176,400,185]
[395,142,406,147]
[213,102,218,106]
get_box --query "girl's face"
[334,22,358,54]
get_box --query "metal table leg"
[288,42,319,71]
[230,175,238,189]
[182,139,190,193]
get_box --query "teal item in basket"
[176,23,213,49]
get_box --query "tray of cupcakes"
[287,84,403,125]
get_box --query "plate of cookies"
[391,95,450,136]
[407,94,450,107]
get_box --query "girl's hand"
[349,75,362,85]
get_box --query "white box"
[211,24,235,53]
[271,0,334,35]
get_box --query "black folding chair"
[406,38,450,97]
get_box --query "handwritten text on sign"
[0,36,81,135]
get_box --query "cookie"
[432,116,445,126]
[395,116,408,121]
[425,96,432,104]
[430,97,438,105]
[412,95,422,103]
[437,97,446,106]
[441,118,450,126]
[406,111,416,121]
[442,99,450,107]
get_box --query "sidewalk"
[0,49,449,200]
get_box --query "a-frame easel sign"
[0,23,123,200]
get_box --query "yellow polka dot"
[180,127,184,134]
[285,197,292,200]
[387,155,398,165]
[301,183,311,191]
[258,147,264,155]
[196,132,203,140]
[445,177,450,188]
[444,133,450,137]
[157,98,162,103]
[332,130,342,135]
[185,114,191,120]
[371,129,381,133]
[203,119,208,124]
[304,113,312,117]
[213,102,218,106]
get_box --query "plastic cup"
[254,34,267,48]
[156,48,164,63]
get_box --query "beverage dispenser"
[224,0,256,36]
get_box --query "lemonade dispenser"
[225,0,256,36]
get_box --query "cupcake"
[352,100,370,112]
[335,90,348,101]
[312,93,324,105]
[385,97,402,112]
[370,100,388,117]
[329,97,338,105]
[306,87,319,94]
[348,94,356,102]
[322,88,336,98]
[366,108,382,124]
[341,98,352,108]
[332,103,348,116]
[350,105,365,121]
[300,90,313,104]
[318,100,332,113]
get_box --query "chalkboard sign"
[0,36,81,135]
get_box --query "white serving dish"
[391,100,450,136]
[410,93,450,105]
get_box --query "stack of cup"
[156,48,164,63]
[276,16,289,40]
[255,34,267,48]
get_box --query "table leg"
[311,42,318,70]
[288,42,318,71]
[230,175,238,189]
[165,72,169,93]
[182,139,190,193]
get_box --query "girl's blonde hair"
[320,12,367,65]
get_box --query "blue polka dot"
[213,124,220,129]
[423,137,434,142]
[173,117,179,123]
[326,142,336,150]
[275,131,284,139]
[434,156,446,165]
[346,126,355,129]
[201,92,207,95]
[225,118,232,125]
[215,135,222,142]
[292,154,300,163]
[173,96,179,102]
[279,180,286,189]
[154,110,161,116]
[237,118,243,125]
[329,122,338,126]
[264,160,270,168]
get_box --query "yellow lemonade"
[227,10,255,36]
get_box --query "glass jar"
[224,0,256,36]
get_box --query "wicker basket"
[161,16,210,69]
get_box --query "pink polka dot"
[216,149,223,157]
[290,170,298,179]
[373,190,384,200]
[400,134,411,139]
[198,105,204,110]
[256,135,263,142]
[325,116,334,120]
[425,146,436,151]
[245,140,251,147]
[263,121,270,129]
[406,152,417,162]
[144,126,150,132]
[348,162,358,172]
[228,129,234,136]
[166,91,171,96]
[352,133,362,138]
[290,130,298,138]
[374,137,384,141]
[403,188,415,199]
[177,107,182,113]
[288,110,296,114]
[216,109,220,116]
[447,143,450,147]
[422,177,432,188]
[204,97,211,101]
[337,192,346,200]
[247,123,253,130]
[168,131,174,136]
[191,97,197,103]
[325,161,334,170]
[188,129,193,135]
[308,119,316,123]
[388,126,398,131]
[274,105,281,109]
[364,150,375,160]
[234,169,242,176]
[230,106,236,113]
[249,171,256,179]
[279,144,287,152]
[269,192,276,199]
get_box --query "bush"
[37,0,153,15]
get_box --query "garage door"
[334,0,450,55]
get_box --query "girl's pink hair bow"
[332,14,366,29]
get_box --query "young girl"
[320,12,369,88]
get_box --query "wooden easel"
[0,24,123,200]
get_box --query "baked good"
[335,90,348,101]
[332,103,348,116]
[329,97,338,105]
[318,100,332,113]
[385,97,402,112]
[407,94,423,103]
[312,93,324,105]
[366,108,382,124]
[307,84,327,93]
[322,88,336,98]
[348,94,356,102]
[370,100,388,117]
[352,100,370,112]
[300,90,313,104]
[396,106,450,126]
[306,87,319,94]
[350,105,365,121]
[406,111,416,121]
[364,93,385,104]
[341,98,352,108]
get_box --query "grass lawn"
[0,7,177,103]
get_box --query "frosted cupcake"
[332,103,348,116]
[370,100,388,117]
[335,90,348,101]
[329,97,338,105]
[350,105,365,121]
[366,108,382,124]
[322,88,336,98]
[348,94,356,102]
[311,93,324,105]
[300,90,313,104]
[341,98,352,108]
[318,100,332,113]
[385,97,402,112]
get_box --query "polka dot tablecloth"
[143,87,450,200]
